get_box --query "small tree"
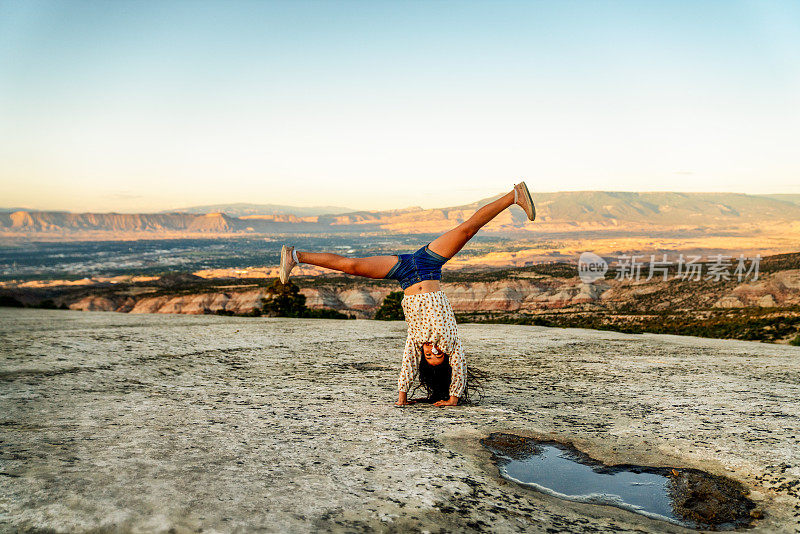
[374,291,404,321]
[262,279,307,317]
[304,307,351,319]
[0,296,24,308]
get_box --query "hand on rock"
[433,397,459,407]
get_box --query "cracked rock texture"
[1,308,798,533]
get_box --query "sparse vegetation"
[455,309,800,343]
[261,279,307,317]
[302,307,351,319]
[443,261,577,283]
[260,279,351,319]
[36,299,58,309]
[761,252,800,273]
[0,295,23,307]
[374,291,404,320]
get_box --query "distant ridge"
[0,211,239,233]
[0,207,31,213]
[3,191,800,235]
[162,203,355,217]
[453,191,800,225]
[757,194,800,207]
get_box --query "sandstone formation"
[25,269,800,323]
[716,270,800,308]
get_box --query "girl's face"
[421,342,446,366]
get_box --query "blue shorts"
[384,242,451,290]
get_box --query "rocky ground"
[1,308,799,533]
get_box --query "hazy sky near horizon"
[1,0,799,213]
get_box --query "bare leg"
[427,189,516,259]
[295,187,515,278]
[296,251,399,279]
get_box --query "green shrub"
[37,299,58,309]
[302,307,351,319]
[261,279,350,319]
[374,291,404,320]
[790,334,800,346]
[0,296,24,308]
[261,279,307,317]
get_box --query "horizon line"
[3,190,800,215]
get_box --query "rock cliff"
[64,269,800,319]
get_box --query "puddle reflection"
[481,433,757,530]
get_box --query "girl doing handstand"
[278,182,535,407]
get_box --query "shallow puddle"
[481,433,758,530]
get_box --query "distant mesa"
[2,192,800,236]
[162,202,356,217]
[0,207,32,213]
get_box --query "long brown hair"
[411,350,486,404]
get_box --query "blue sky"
[1,0,798,212]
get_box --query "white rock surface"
[1,308,798,533]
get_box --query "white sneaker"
[514,181,536,221]
[279,245,297,284]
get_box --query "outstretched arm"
[396,333,418,406]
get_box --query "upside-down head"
[413,341,486,404]
[418,342,453,402]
